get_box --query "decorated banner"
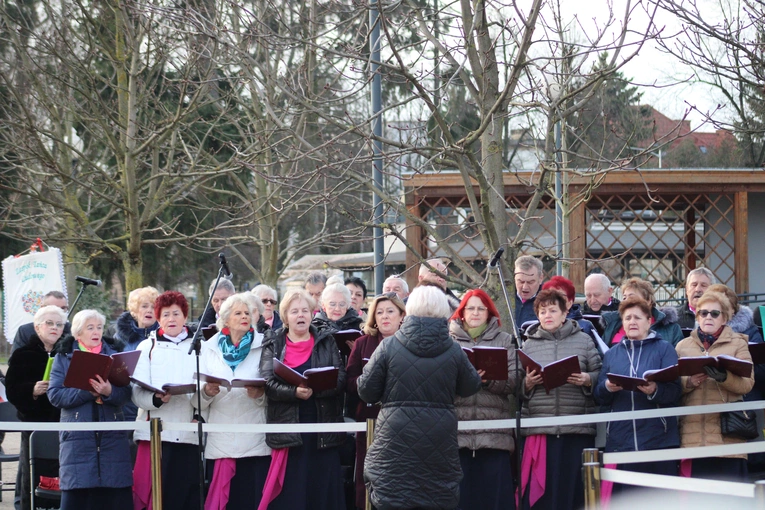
[2,247,67,343]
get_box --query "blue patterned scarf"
[218,327,254,371]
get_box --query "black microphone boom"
[75,276,102,287]
[218,253,232,278]
[489,247,504,268]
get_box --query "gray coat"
[358,316,481,510]
[521,320,602,436]
[449,316,517,452]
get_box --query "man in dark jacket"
[582,273,621,315]
[358,286,481,510]
[675,268,715,329]
[513,255,543,327]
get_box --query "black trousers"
[60,486,132,510]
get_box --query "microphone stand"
[188,262,227,510]
[490,249,526,510]
[67,281,96,319]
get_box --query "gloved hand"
[703,365,728,382]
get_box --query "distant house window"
[700,146,708,154]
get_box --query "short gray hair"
[71,309,106,339]
[405,286,450,319]
[515,255,543,275]
[217,293,258,330]
[304,272,328,287]
[208,278,235,298]
[584,273,611,292]
[252,284,277,302]
[321,283,351,306]
[384,275,409,294]
[33,305,67,326]
[687,267,716,285]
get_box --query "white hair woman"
[358,286,481,509]
[312,282,363,333]
[48,309,132,510]
[6,305,68,510]
[197,293,270,509]
[258,289,347,509]
[252,284,282,331]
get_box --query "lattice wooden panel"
[420,195,558,282]
[585,193,735,300]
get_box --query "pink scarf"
[205,458,236,510]
[258,449,289,509]
[132,441,152,510]
[517,435,547,507]
[600,463,618,507]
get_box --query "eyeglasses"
[698,309,722,319]
[262,299,277,305]
[466,306,488,313]
[44,321,65,329]
[327,302,347,309]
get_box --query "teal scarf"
[218,327,254,371]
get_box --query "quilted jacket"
[259,325,346,450]
[449,316,517,452]
[358,316,481,510]
[48,335,133,490]
[521,320,602,436]
[676,326,754,459]
[593,332,682,452]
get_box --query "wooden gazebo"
[404,168,765,299]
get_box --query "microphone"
[75,276,102,287]
[489,248,504,269]
[219,253,232,278]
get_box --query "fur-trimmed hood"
[600,305,679,330]
[55,333,125,355]
[728,305,756,335]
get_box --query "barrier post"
[150,417,163,510]
[582,448,601,510]
[365,418,375,510]
[755,480,765,506]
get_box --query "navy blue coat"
[593,333,681,452]
[515,288,541,328]
[47,336,133,490]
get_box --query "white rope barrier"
[603,441,765,464]
[600,468,755,498]
[0,400,761,434]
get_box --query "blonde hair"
[620,277,655,308]
[696,290,733,323]
[127,286,159,317]
[279,289,316,328]
[364,294,406,336]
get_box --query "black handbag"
[720,409,758,440]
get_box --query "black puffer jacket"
[259,325,346,450]
[358,316,482,510]
[312,308,363,333]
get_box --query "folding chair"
[0,401,20,501]
[30,430,60,509]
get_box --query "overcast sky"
[558,0,726,132]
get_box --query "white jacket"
[196,331,270,459]
[131,332,200,444]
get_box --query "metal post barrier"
[755,480,765,506]
[150,417,163,510]
[365,418,375,510]
[582,448,601,510]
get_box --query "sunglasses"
[261,299,277,305]
[698,309,722,319]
